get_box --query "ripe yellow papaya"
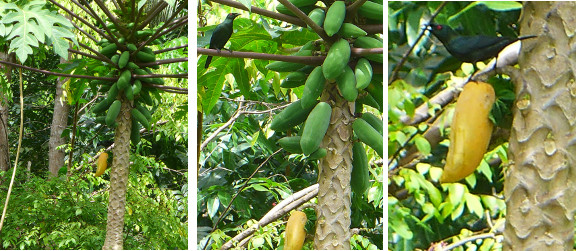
[441,81,495,183]
[95,152,108,177]
[284,211,307,250]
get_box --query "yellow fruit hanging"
[441,81,495,183]
[284,210,307,250]
[95,152,108,177]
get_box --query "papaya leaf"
[0,0,76,63]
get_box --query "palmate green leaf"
[1,0,75,63]
[49,26,76,60]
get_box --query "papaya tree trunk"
[103,97,132,250]
[48,57,70,177]
[314,85,353,249]
[505,2,576,249]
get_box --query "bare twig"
[389,2,447,84]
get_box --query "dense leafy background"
[388,1,523,250]
[198,1,383,250]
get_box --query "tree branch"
[135,73,188,79]
[198,48,325,65]
[276,0,331,42]
[389,2,447,84]
[154,45,188,54]
[208,0,306,27]
[137,57,189,68]
[220,184,320,250]
[202,148,283,250]
[0,60,116,81]
[143,84,187,93]
[48,0,112,41]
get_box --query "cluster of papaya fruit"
[91,17,164,145]
[268,0,383,196]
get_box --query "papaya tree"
[0,0,187,249]
[198,0,383,249]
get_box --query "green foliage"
[199,0,382,249]
[0,153,186,249]
[0,0,77,63]
[388,1,518,249]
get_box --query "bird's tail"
[518,35,537,40]
[205,56,213,68]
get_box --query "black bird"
[205,13,241,68]
[428,23,537,64]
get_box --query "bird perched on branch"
[205,13,241,68]
[427,23,537,64]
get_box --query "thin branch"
[156,88,187,94]
[0,69,24,233]
[93,0,128,35]
[357,24,384,35]
[135,73,188,79]
[48,0,111,41]
[68,48,108,63]
[389,2,447,84]
[208,0,306,27]
[71,21,98,43]
[132,15,187,56]
[443,233,497,250]
[0,60,116,81]
[110,0,123,15]
[347,0,367,11]
[154,45,188,54]
[147,16,188,46]
[138,1,168,30]
[197,48,325,65]
[69,0,98,21]
[137,57,188,68]
[351,47,384,56]
[221,184,319,250]
[277,0,331,42]
[200,100,246,150]
[77,42,114,64]
[204,148,283,250]
[80,0,121,45]
[142,83,187,92]
[142,4,187,47]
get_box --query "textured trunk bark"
[0,81,8,173]
[313,85,353,249]
[504,2,576,250]
[48,57,70,177]
[0,52,13,173]
[102,97,132,250]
